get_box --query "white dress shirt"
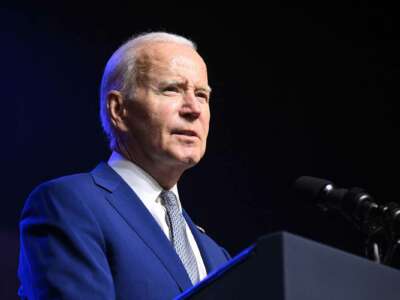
[108,151,207,280]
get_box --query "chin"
[165,145,205,168]
[174,152,203,168]
[176,155,199,167]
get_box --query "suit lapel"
[91,162,192,291]
[183,210,220,273]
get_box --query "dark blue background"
[1,1,400,298]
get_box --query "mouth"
[172,129,199,139]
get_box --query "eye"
[195,91,210,102]
[161,85,180,94]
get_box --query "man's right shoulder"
[23,171,100,213]
[32,172,93,195]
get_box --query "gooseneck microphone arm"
[293,176,400,268]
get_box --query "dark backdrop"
[1,1,400,299]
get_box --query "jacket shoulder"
[22,172,97,214]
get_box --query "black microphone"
[293,176,381,233]
[293,176,400,266]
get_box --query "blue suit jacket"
[18,162,230,299]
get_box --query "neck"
[115,144,185,190]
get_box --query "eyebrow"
[197,86,212,94]
[159,80,212,94]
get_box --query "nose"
[179,91,201,121]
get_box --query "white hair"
[99,32,197,150]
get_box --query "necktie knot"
[160,190,178,209]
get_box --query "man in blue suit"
[18,32,230,299]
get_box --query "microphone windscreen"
[293,176,333,203]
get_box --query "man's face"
[121,42,211,172]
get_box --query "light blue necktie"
[160,190,200,284]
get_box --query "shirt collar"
[107,151,181,208]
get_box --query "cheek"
[202,110,211,136]
[153,114,174,144]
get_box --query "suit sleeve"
[18,181,115,300]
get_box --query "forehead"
[135,42,208,85]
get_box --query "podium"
[177,232,400,299]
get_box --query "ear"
[107,90,129,132]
